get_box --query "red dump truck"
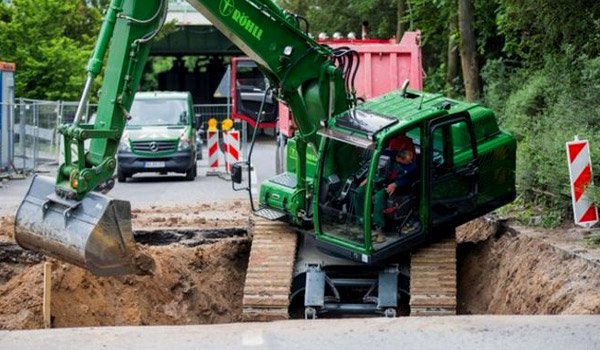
[223,32,424,134]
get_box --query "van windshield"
[128,98,188,126]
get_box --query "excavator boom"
[14,0,352,276]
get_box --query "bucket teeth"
[14,175,155,276]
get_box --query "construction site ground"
[0,141,599,344]
[1,202,600,330]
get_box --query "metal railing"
[3,99,241,173]
[6,99,97,173]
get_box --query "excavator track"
[409,234,457,316]
[241,216,298,322]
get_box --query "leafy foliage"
[0,0,102,100]
[285,0,397,39]
[483,50,600,226]
[497,0,600,66]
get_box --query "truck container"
[279,32,424,137]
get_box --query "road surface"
[0,137,278,216]
[0,315,599,350]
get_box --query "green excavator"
[15,0,516,317]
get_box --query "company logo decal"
[220,0,235,17]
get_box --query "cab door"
[427,113,479,227]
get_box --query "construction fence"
[4,99,97,174]
[0,99,241,174]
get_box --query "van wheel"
[117,170,128,183]
[185,163,197,181]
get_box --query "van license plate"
[145,161,165,168]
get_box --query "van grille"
[131,140,177,153]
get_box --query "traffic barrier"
[207,131,220,176]
[224,130,240,174]
[566,137,598,227]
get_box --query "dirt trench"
[458,223,600,314]
[0,203,251,330]
[1,204,599,330]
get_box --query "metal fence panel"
[11,99,96,172]
[0,102,13,174]
[193,104,250,160]
[7,100,239,173]
[193,104,233,129]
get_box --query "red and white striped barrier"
[224,130,240,174]
[566,138,598,227]
[207,131,220,175]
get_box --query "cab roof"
[323,89,501,149]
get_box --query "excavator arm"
[57,0,166,199]
[15,0,352,276]
[63,0,350,200]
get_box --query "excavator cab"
[312,97,514,264]
[314,116,425,263]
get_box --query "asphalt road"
[0,137,278,216]
[1,315,599,350]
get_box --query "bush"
[483,53,600,227]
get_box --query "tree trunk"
[458,0,480,102]
[396,0,406,43]
[446,14,459,95]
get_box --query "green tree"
[497,0,600,65]
[278,0,397,39]
[0,0,102,100]
[458,0,480,101]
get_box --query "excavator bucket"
[14,175,155,276]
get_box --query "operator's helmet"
[388,135,416,156]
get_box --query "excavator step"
[242,216,298,322]
[254,208,286,221]
[409,235,457,316]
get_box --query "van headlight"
[178,138,191,151]
[119,134,131,152]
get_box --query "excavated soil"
[1,204,599,330]
[0,202,251,330]
[458,222,600,314]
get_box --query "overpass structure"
[147,1,243,103]
[152,1,242,56]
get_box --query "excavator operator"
[353,135,418,243]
